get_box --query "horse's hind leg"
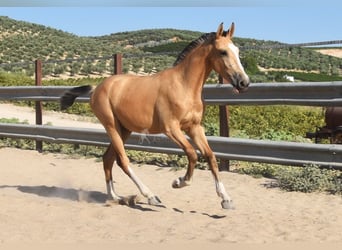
[105,124,161,206]
[103,143,121,202]
[92,96,160,206]
[104,131,143,206]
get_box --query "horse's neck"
[175,46,212,95]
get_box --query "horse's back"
[91,74,164,133]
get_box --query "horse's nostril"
[234,73,249,87]
[238,80,249,89]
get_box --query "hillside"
[0,16,341,80]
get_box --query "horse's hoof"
[221,200,235,210]
[172,177,189,188]
[172,178,181,188]
[148,196,162,206]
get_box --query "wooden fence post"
[218,75,230,171]
[113,53,122,75]
[35,59,43,152]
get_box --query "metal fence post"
[218,75,230,171]
[35,59,43,152]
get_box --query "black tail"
[60,85,93,110]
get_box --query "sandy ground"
[316,48,342,59]
[0,103,342,245]
[0,148,341,245]
[0,103,102,129]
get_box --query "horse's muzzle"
[232,73,250,93]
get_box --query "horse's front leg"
[188,125,234,209]
[165,127,198,189]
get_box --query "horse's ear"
[227,22,235,38]
[216,22,224,38]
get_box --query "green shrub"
[277,71,342,82]
[0,118,28,124]
[229,106,324,141]
[203,104,324,141]
[235,162,278,179]
[203,122,219,136]
[0,72,34,86]
[236,162,341,195]
[277,165,340,193]
[328,174,342,194]
[259,129,308,142]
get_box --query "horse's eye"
[220,50,228,56]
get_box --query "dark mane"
[173,32,216,66]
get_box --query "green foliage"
[99,28,201,47]
[203,98,324,143]
[127,150,189,169]
[0,118,28,124]
[0,118,33,149]
[275,71,342,82]
[259,129,308,142]
[203,122,219,136]
[235,162,278,179]
[229,106,325,141]
[242,55,260,75]
[142,41,189,54]
[0,71,34,86]
[236,163,341,195]
[1,16,341,77]
[277,165,341,194]
[0,16,121,64]
[0,137,34,150]
[203,105,220,136]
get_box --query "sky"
[0,1,341,44]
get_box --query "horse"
[61,22,250,209]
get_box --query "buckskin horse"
[61,23,250,209]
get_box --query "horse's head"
[211,22,250,93]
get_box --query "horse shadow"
[0,185,227,216]
[172,207,227,219]
[0,185,156,211]
[0,184,107,203]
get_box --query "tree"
[70,62,82,76]
[242,55,259,75]
[80,64,92,75]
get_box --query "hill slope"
[0,16,341,79]
[0,16,122,62]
